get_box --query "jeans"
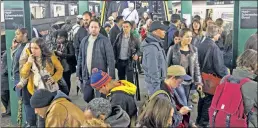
[24,104,37,126]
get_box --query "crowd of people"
[1,4,257,128]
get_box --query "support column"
[4,0,32,125]
[232,1,257,67]
[181,1,192,27]
[78,1,88,15]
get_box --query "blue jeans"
[24,104,37,126]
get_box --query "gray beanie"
[30,89,55,108]
[86,98,112,118]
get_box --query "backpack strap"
[149,90,171,102]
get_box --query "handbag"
[58,78,69,95]
[201,44,221,95]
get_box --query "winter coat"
[105,105,131,127]
[220,67,257,127]
[107,80,137,118]
[109,24,121,46]
[197,37,228,78]
[45,90,85,127]
[141,34,167,95]
[76,34,115,80]
[167,43,202,85]
[74,27,89,58]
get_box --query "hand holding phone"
[12,38,19,49]
[28,54,35,63]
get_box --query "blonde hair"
[81,118,110,128]
[237,49,258,72]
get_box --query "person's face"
[34,107,48,118]
[181,31,192,45]
[193,22,200,30]
[15,30,26,43]
[155,29,166,39]
[89,22,100,36]
[129,6,134,11]
[167,108,174,126]
[105,27,111,33]
[109,20,114,25]
[56,35,66,44]
[167,76,184,88]
[83,14,91,27]
[207,19,213,26]
[84,109,94,120]
[174,36,181,44]
[30,43,42,57]
[214,33,221,41]
[122,23,131,34]
[98,85,109,95]
[143,13,148,19]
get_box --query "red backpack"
[209,75,250,128]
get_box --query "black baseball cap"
[149,21,169,32]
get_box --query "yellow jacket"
[20,49,63,95]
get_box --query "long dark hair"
[30,38,53,67]
[191,19,203,36]
[138,96,173,128]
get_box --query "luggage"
[209,75,250,127]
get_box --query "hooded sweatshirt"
[105,105,131,127]
[141,34,167,95]
[107,80,137,118]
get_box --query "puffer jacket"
[167,43,202,85]
[45,90,85,127]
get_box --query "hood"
[53,90,71,102]
[232,67,257,80]
[105,105,130,127]
[141,34,164,50]
[109,80,137,95]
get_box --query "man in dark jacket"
[1,51,11,117]
[74,11,108,59]
[141,21,168,95]
[109,16,124,46]
[113,21,140,83]
[165,14,181,53]
[84,98,130,127]
[90,68,137,124]
[76,19,115,102]
[196,24,228,127]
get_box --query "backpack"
[209,75,251,128]
[138,90,171,116]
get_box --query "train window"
[69,4,78,15]
[1,2,4,22]
[31,4,46,19]
[53,4,65,17]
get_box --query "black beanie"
[30,89,55,108]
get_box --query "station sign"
[4,8,24,30]
[240,7,258,29]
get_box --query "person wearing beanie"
[90,68,137,126]
[84,98,130,127]
[30,89,85,127]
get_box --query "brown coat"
[45,97,85,127]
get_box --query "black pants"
[1,90,10,111]
[116,59,134,83]
[63,70,72,94]
[196,93,213,127]
[137,57,142,72]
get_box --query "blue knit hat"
[91,68,112,89]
